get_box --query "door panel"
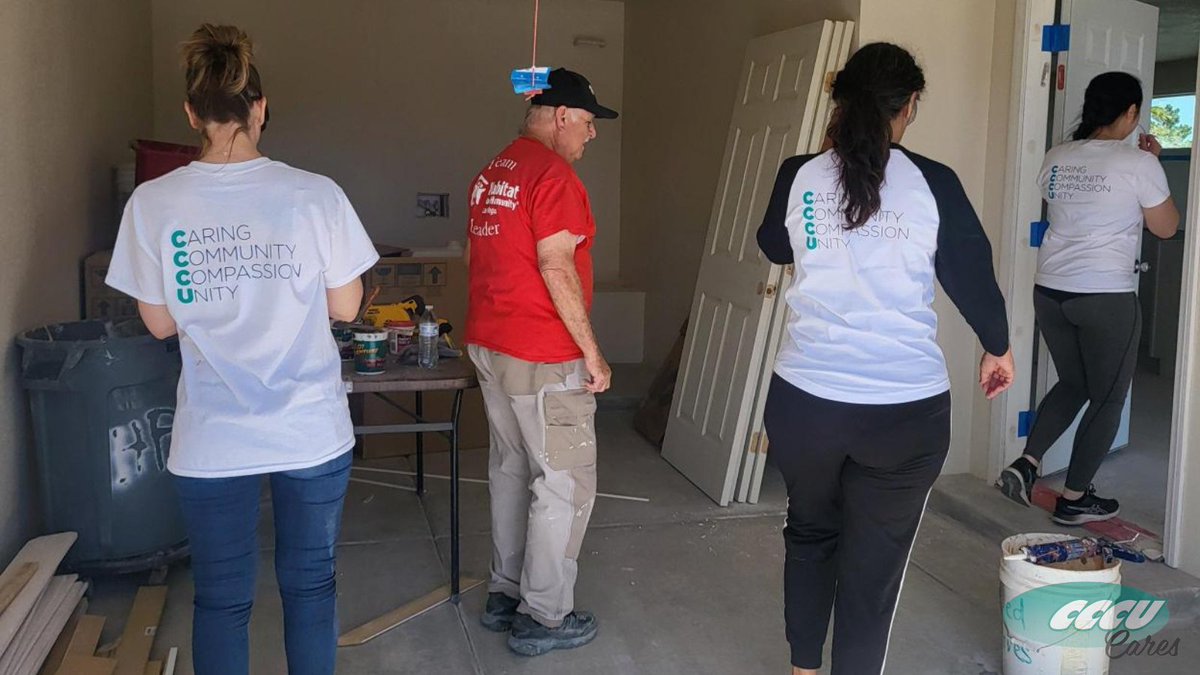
[1036,0,1158,476]
[735,21,854,504]
[662,21,835,505]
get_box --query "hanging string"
[530,0,541,90]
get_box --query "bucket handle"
[21,345,85,390]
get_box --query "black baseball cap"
[530,68,619,119]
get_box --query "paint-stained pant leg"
[471,345,534,600]
[470,346,597,627]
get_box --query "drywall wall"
[0,0,154,561]
[150,0,625,283]
[621,0,861,369]
[972,0,1018,477]
[857,0,1006,475]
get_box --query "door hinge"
[1042,24,1071,53]
[1030,220,1049,248]
[1018,410,1037,438]
[749,432,769,455]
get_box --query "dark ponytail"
[1073,72,1143,141]
[828,43,925,230]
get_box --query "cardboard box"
[87,296,138,322]
[83,250,139,321]
[83,249,139,319]
[359,250,489,458]
[83,250,113,296]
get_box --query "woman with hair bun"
[756,42,1014,674]
[106,24,378,674]
[997,72,1180,524]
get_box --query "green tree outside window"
[1151,104,1194,149]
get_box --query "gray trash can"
[18,320,188,573]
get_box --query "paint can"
[332,325,355,361]
[353,330,389,375]
[386,321,416,355]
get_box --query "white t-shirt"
[1035,140,1171,293]
[106,158,379,478]
[758,148,1009,404]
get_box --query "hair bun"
[182,24,254,98]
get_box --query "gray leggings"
[1024,287,1141,492]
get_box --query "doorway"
[993,0,1200,564]
[1037,81,1195,535]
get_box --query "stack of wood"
[0,535,175,675]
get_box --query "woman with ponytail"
[756,43,1014,675]
[106,24,378,675]
[997,72,1180,524]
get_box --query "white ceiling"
[1142,0,1200,62]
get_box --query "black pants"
[764,375,951,673]
[1024,287,1141,492]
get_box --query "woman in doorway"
[756,43,1015,675]
[997,72,1180,525]
[106,24,379,675]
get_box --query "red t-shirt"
[465,137,595,363]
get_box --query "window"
[1151,94,1196,149]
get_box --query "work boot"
[507,611,599,656]
[996,456,1038,507]
[1052,485,1120,525]
[480,592,521,632]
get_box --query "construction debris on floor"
[0,533,177,675]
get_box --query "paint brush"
[357,286,381,324]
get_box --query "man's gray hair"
[521,105,557,134]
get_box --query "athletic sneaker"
[1052,485,1120,525]
[507,611,599,656]
[996,457,1038,507]
[480,592,521,632]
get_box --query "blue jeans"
[174,451,352,675]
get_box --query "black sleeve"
[756,156,810,265]
[918,159,1011,356]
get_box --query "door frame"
[991,0,1200,572]
[1164,66,1200,574]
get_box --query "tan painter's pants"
[468,345,598,627]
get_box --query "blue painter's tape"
[1018,410,1037,438]
[1030,220,1049,247]
[1042,24,1071,53]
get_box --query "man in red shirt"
[465,68,617,656]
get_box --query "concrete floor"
[87,408,1200,674]
[1041,363,1174,535]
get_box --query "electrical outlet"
[416,193,450,218]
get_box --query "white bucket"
[1000,533,1121,674]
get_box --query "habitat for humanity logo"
[1004,582,1176,659]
